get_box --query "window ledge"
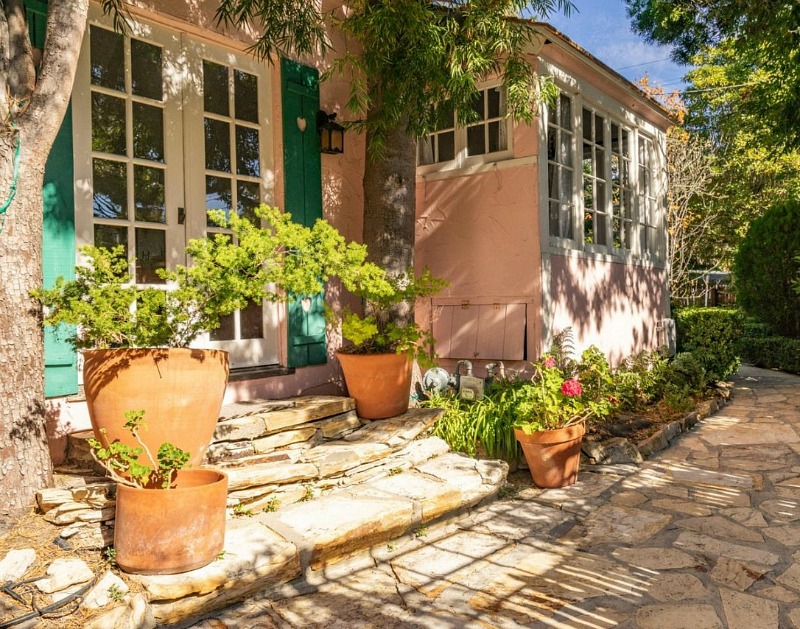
[417,154,536,182]
[228,364,295,382]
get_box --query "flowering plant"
[513,355,590,433]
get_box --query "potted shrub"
[88,410,227,574]
[36,205,388,462]
[513,353,614,488]
[330,269,447,420]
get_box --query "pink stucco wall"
[548,255,668,364]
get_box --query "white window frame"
[417,82,513,173]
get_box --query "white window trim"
[416,82,514,175]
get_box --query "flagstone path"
[189,365,800,628]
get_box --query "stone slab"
[675,515,764,543]
[359,471,463,523]
[415,453,507,506]
[699,422,800,446]
[611,547,701,570]
[674,531,780,565]
[637,604,723,628]
[257,494,415,570]
[252,427,316,453]
[710,557,769,590]
[563,504,671,546]
[343,408,442,447]
[720,588,780,629]
[224,463,318,491]
[648,573,709,602]
[318,411,361,439]
[459,498,574,542]
[262,396,356,432]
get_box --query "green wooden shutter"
[28,0,79,396]
[281,59,326,368]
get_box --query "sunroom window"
[610,123,633,250]
[466,86,507,156]
[547,93,575,240]
[638,135,659,257]
[418,103,455,165]
[582,107,608,246]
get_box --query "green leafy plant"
[674,307,743,381]
[103,547,117,567]
[35,205,391,349]
[233,504,253,517]
[87,410,190,489]
[107,584,125,602]
[329,268,447,365]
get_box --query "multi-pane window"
[418,86,509,166]
[418,103,455,165]
[547,94,574,239]
[201,59,265,341]
[582,108,608,246]
[89,25,167,284]
[610,123,633,249]
[466,87,507,156]
[638,135,658,256]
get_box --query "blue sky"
[536,0,689,91]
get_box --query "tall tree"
[0,0,89,533]
[625,0,800,150]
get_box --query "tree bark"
[0,0,88,533]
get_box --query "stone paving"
[189,365,800,628]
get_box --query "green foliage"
[626,0,800,150]
[613,349,670,410]
[734,200,800,338]
[738,335,800,375]
[326,0,573,157]
[664,352,707,395]
[332,268,447,364]
[87,410,191,489]
[674,307,743,380]
[35,205,392,349]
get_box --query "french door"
[72,9,279,368]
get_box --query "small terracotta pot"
[336,351,412,419]
[514,423,585,488]
[114,469,228,575]
[83,348,229,466]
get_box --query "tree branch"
[4,0,35,117]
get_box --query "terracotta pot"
[114,469,228,575]
[514,423,585,488]
[336,351,412,419]
[83,348,229,466]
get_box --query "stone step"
[83,450,509,628]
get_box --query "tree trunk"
[0,0,88,533]
[362,112,417,323]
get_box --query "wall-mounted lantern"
[316,110,344,154]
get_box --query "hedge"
[674,307,744,381]
[738,336,800,375]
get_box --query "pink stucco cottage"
[37,2,670,459]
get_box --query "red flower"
[543,357,556,369]
[561,379,582,397]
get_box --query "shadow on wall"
[549,254,668,364]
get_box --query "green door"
[28,0,78,396]
[281,59,326,368]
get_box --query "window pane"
[438,131,455,161]
[132,102,165,162]
[418,136,434,165]
[203,61,229,116]
[471,91,485,119]
[547,127,556,161]
[622,129,630,158]
[210,313,235,341]
[560,130,572,164]
[234,70,259,123]
[559,95,571,128]
[487,87,502,118]
[134,165,166,223]
[467,125,485,155]
[594,114,605,145]
[582,108,592,141]
[435,103,454,131]
[547,101,557,126]
[548,163,557,198]
[561,203,573,239]
[488,121,503,153]
[94,224,128,255]
[92,93,126,155]
[595,210,608,246]
[205,118,231,172]
[561,169,572,201]
[131,39,163,100]
[237,181,261,223]
[240,301,263,339]
[583,177,593,209]
[235,125,260,176]
[135,228,166,284]
[596,180,607,213]
[206,175,232,226]
[549,200,560,237]
[90,26,124,91]
[595,148,606,180]
[611,123,620,152]
[93,159,127,219]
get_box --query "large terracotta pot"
[514,423,585,488]
[114,469,228,575]
[83,348,229,466]
[336,351,412,419]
